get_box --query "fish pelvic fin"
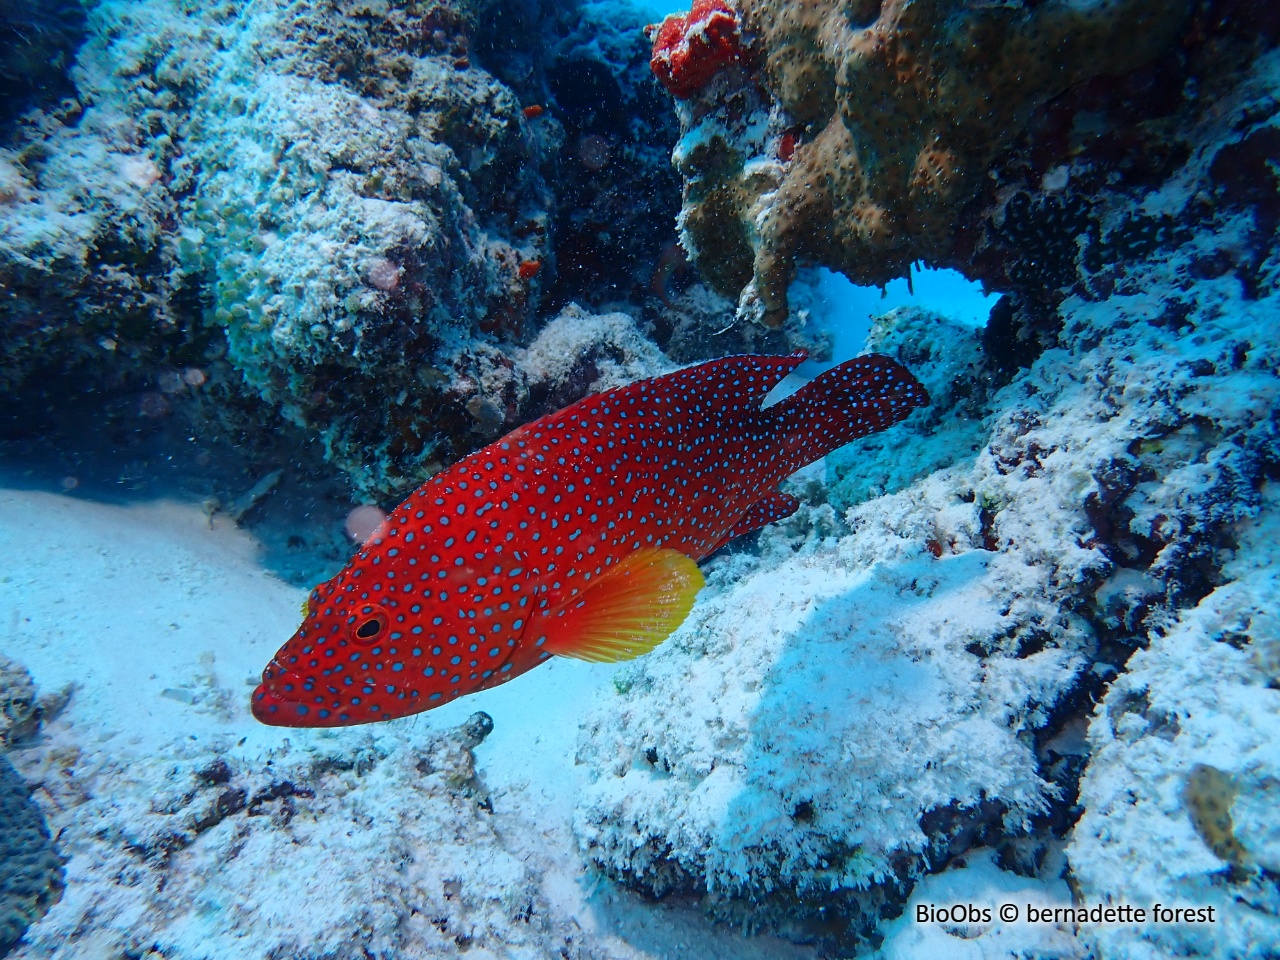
[768,354,929,473]
[534,548,704,663]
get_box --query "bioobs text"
[916,902,1219,924]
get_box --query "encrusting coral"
[656,0,1194,326]
[0,755,64,958]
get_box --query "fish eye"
[354,616,385,643]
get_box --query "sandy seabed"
[0,487,822,960]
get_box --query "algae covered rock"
[175,0,557,496]
[0,755,64,956]
[0,0,682,499]
[651,0,1280,328]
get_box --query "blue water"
[804,266,999,366]
[643,0,690,17]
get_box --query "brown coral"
[672,0,1192,326]
[1183,763,1248,869]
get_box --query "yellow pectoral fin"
[536,548,705,663]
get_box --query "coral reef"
[575,42,1280,951]
[0,61,182,392]
[0,749,63,955]
[176,0,557,496]
[825,307,990,507]
[2,0,1277,956]
[651,277,831,363]
[10,708,607,959]
[1070,484,1280,957]
[423,303,672,461]
[514,304,672,409]
[0,0,684,500]
[576,481,1084,941]
[0,484,817,960]
[654,0,1277,328]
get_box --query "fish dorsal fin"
[534,548,704,663]
[663,351,809,410]
[530,352,810,433]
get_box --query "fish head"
[251,577,404,727]
[251,510,529,727]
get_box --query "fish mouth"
[251,659,308,726]
[250,681,299,726]
[252,660,368,727]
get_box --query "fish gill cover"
[0,0,1278,958]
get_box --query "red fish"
[252,352,927,727]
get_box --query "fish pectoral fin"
[535,548,704,663]
[708,492,801,554]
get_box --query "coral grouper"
[253,352,927,727]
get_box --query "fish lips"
[251,659,311,726]
[250,681,299,726]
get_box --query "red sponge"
[649,0,743,100]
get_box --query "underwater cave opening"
[761,265,998,410]
[797,266,1001,373]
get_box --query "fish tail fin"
[768,354,929,471]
